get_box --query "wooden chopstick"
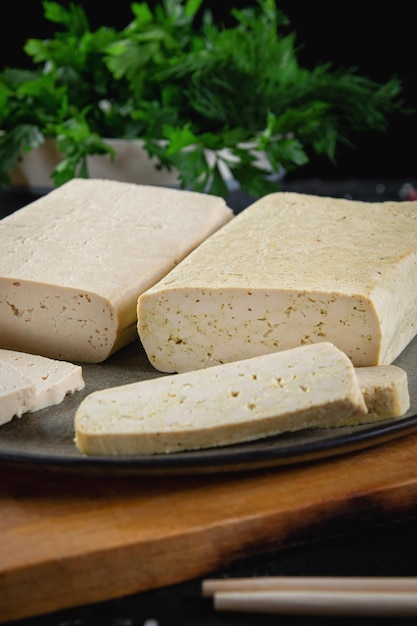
[202,577,417,617]
[203,576,417,595]
[212,590,417,617]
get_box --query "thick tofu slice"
[0,178,233,363]
[74,342,367,456]
[137,192,417,372]
[0,361,36,426]
[0,349,85,412]
[355,364,410,420]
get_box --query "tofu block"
[0,361,36,426]
[0,349,85,412]
[355,364,410,420]
[0,178,233,363]
[137,192,417,372]
[74,342,368,456]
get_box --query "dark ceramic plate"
[0,337,416,476]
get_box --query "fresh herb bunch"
[0,0,406,197]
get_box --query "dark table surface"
[2,177,417,626]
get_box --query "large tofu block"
[74,342,367,456]
[137,192,417,372]
[0,178,233,362]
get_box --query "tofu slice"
[137,192,417,373]
[0,178,233,363]
[0,349,85,412]
[74,342,368,456]
[355,364,410,420]
[0,361,36,426]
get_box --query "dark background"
[1,1,416,180]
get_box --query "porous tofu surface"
[138,192,417,372]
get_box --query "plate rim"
[1,412,417,476]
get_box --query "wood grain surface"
[2,430,417,623]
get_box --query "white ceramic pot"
[8,137,284,194]
[9,138,181,192]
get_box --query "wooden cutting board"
[2,431,417,623]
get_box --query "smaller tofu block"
[74,342,367,456]
[0,178,233,363]
[137,192,417,373]
[0,360,36,426]
[0,349,85,412]
[355,364,410,419]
